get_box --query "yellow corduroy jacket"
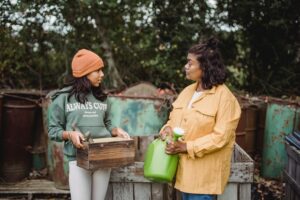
[162,82,241,194]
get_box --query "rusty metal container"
[108,95,169,136]
[47,140,69,190]
[256,100,267,155]
[42,91,69,189]
[261,98,298,179]
[32,107,47,171]
[0,93,38,182]
[235,99,259,156]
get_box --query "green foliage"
[214,0,300,96]
[0,0,299,96]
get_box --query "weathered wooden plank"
[234,143,253,162]
[229,162,254,182]
[151,183,164,200]
[134,183,151,199]
[112,183,134,200]
[175,189,182,200]
[110,161,253,183]
[110,162,150,183]
[105,184,113,200]
[0,179,69,194]
[239,183,251,200]
[92,137,132,143]
[217,183,238,200]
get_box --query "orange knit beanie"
[71,49,104,78]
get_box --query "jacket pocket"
[194,108,216,127]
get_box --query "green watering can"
[143,127,184,182]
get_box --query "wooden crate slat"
[133,183,151,199]
[217,183,238,200]
[234,143,253,162]
[239,184,251,200]
[110,162,150,183]
[105,184,113,200]
[77,138,135,170]
[112,183,134,200]
[229,163,254,182]
[151,183,164,200]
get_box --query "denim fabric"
[181,192,214,200]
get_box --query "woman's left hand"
[165,139,187,154]
[112,127,130,139]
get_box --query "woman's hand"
[65,131,85,149]
[111,128,130,139]
[159,126,173,140]
[165,139,187,154]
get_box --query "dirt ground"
[252,155,285,200]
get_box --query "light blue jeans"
[182,192,214,200]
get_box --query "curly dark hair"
[188,37,227,90]
[54,76,107,103]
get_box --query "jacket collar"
[193,81,216,94]
[187,82,217,105]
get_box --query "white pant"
[69,161,111,200]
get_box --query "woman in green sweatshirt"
[48,49,129,200]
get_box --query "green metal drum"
[109,96,169,136]
[261,99,297,179]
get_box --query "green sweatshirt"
[48,87,114,161]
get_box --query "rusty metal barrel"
[256,100,267,155]
[261,98,298,179]
[0,93,38,182]
[235,98,259,157]
[42,91,69,189]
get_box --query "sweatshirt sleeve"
[48,97,66,142]
[104,98,117,134]
[186,99,241,159]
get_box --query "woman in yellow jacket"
[160,37,241,200]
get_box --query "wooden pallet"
[0,179,69,199]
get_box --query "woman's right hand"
[64,131,85,149]
[159,126,173,140]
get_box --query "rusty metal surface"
[0,95,37,182]
[41,93,69,190]
[109,96,169,136]
[256,102,267,155]
[261,102,298,179]
[236,99,260,156]
[47,141,69,190]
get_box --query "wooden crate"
[0,138,253,200]
[104,141,253,200]
[105,162,169,200]
[215,144,253,200]
[284,142,300,200]
[77,137,135,170]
